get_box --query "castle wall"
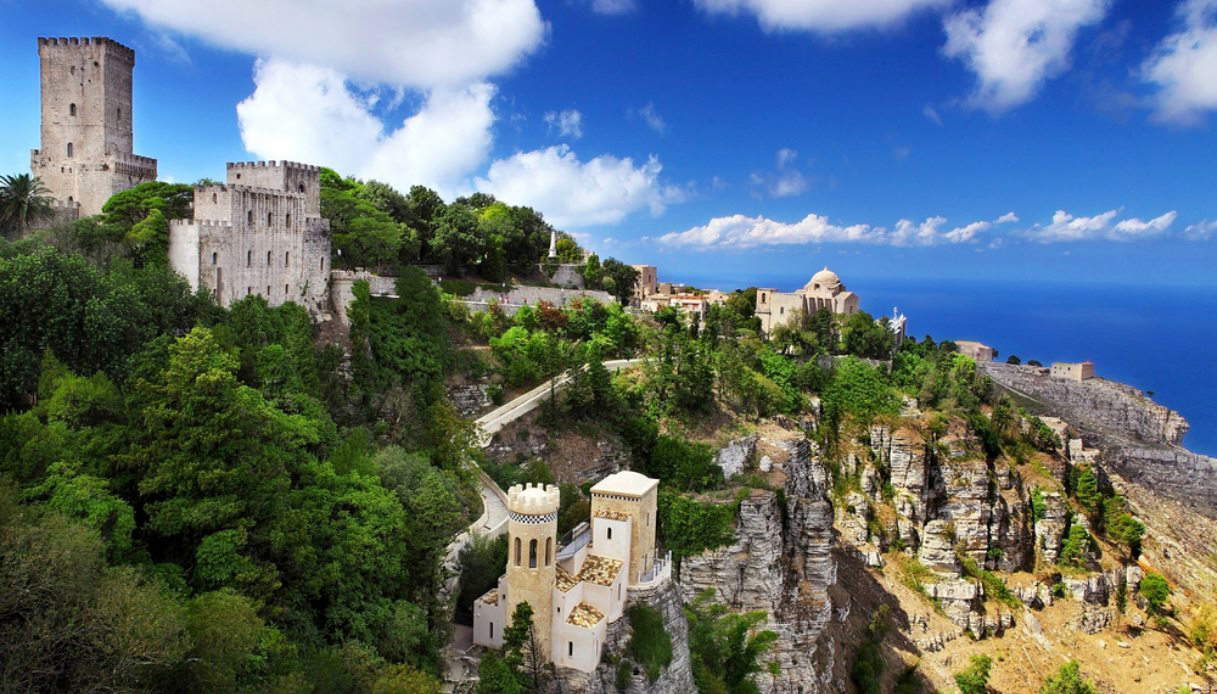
[228,162,322,216]
[170,177,331,315]
[30,37,156,217]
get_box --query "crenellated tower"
[504,483,560,660]
[30,37,157,218]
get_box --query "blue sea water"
[676,273,1217,456]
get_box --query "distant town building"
[1051,361,1095,383]
[755,266,860,336]
[168,161,332,316]
[30,37,157,219]
[473,472,670,673]
[955,340,996,362]
[631,264,658,304]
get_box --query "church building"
[755,266,860,336]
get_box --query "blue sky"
[2,0,1216,289]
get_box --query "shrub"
[1058,524,1095,568]
[953,654,992,694]
[1140,572,1171,616]
[626,605,672,682]
[646,435,721,492]
[1039,660,1094,694]
[614,659,633,691]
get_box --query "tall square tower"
[30,37,157,218]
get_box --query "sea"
[675,273,1217,456]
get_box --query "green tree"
[1073,466,1102,517]
[1058,524,1096,568]
[1139,572,1171,615]
[600,258,640,305]
[0,173,55,237]
[431,203,484,275]
[841,310,893,359]
[626,604,673,682]
[1038,660,1095,694]
[953,654,992,694]
[685,589,779,694]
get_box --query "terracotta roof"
[568,602,605,628]
[556,566,578,593]
[479,589,499,605]
[594,510,630,521]
[577,554,623,586]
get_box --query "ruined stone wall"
[981,361,1189,445]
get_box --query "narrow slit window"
[267,212,273,227]
[66,142,73,158]
[286,213,291,227]
[267,251,272,266]
[284,251,289,266]
[545,538,552,566]
[607,527,612,541]
[514,538,521,566]
[489,622,494,639]
[69,103,76,116]
[247,210,253,225]
[211,252,217,265]
[568,642,573,657]
[529,539,538,569]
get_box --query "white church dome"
[807,266,841,290]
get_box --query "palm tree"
[0,173,56,238]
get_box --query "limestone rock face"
[715,434,758,480]
[917,520,960,576]
[1035,493,1068,564]
[679,491,785,614]
[680,428,841,693]
[448,383,491,417]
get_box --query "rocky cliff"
[982,361,1217,515]
[680,426,845,692]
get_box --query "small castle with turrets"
[473,471,670,673]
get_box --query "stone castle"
[167,162,332,315]
[472,471,671,673]
[30,37,157,218]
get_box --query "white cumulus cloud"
[658,212,1012,249]
[694,0,947,32]
[237,59,495,199]
[543,109,584,139]
[1142,0,1217,124]
[99,0,546,88]
[1185,220,1217,240]
[943,0,1109,113]
[1025,209,1178,242]
[476,145,683,228]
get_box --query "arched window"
[298,183,305,193]
[266,250,272,266]
[116,107,121,120]
[514,538,521,566]
[284,284,289,296]
[284,251,289,266]
[69,103,76,116]
[246,250,252,267]
[285,213,291,227]
[545,538,552,566]
[66,142,73,158]
[529,539,538,568]
[212,193,217,204]
[267,211,272,227]
[319,257,324,270]
[211,252,217,265]
[247,210,253,225]
[266,285,271,296]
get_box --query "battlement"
[38,36,134,61]
[227,161,321,173]
[169,219,232,229]
[194,183,308,197]
[507,483,561,515]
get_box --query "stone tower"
[505,483,560,660]
[30,37,157,217]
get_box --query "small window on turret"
[247,250,251,267]
[267,251,272,266]
[298,184,305,193]
[607,527,613,540]
[69,103,76,116]
[66,142,73,158]
[285,251,289,266]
